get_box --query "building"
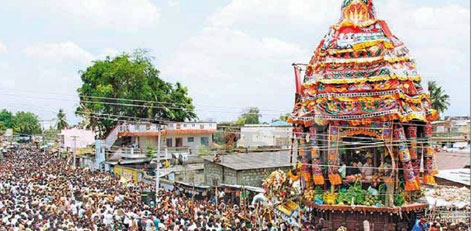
[433,116,470,135]
[237,121,292,148]
[60,128,95,151]
[105,121,216,156]
[433,116,471,149]
[435,169,471,187]
[4,129,13,142]
[102,121,216,175]
[202,151,291,187]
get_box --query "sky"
[0,0,470,126]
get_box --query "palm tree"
[56,109,69,130]
[428,81,450,116]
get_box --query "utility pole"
[71,135,78,169]
[155,124,163,203]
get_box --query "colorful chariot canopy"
[290,0,437,126]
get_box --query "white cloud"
[210,0,338,27]
[376,1,470,115]
[24,42,94,65]
[0,41,7,54]
[0,62,15,88]
[162,26,305,121]
[42,0,160,30]
[163,0,470,120]
[99,48,122,59]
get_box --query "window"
[188,137,194,143]
[200,124,204,129]
[166,138,173,147]
[200,137,209,146]
[183,124,187,127]
[192,123,196,127]
[176,124,181,129]
[175,138,183,147]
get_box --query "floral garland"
[394,125,419,191]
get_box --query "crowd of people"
[412,217,470,231]
[0,145,469,231]
[0,146,314,231]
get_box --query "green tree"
[0,109,14,128]
[277,113,291,122]
[56,109,69,130]
[12,111,41,135]
[76,50,197,137]
[428,81,450,115]
[235,107,261,125]
[146,146,156,158]
[0,121,6,134]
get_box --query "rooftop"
[202,151,291,171]
[435,168,470,186]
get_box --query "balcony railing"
[117,122,217,133]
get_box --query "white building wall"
[237,126,292,148]
[138,136,159,150]
[165,134,213,154]
[135,134,213,155]
[61,128,95,149]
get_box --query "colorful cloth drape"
[406,126,420,184]
[299,139,312,188]
[309,127,324,185]
[394,125,419,191]
[328,126,342,186]
[423,123,436,184]
[311,146,325,185]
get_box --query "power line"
[0,92,286,117]
[0,87,291,113]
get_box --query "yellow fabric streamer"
[423,175,436,184]
[303,75,421,85]
[352,40,394,51]
[313,56,411,69]
[405,180,420,192]
[328,174,342,186]
[301,92,429,105]
[313,174,325,185]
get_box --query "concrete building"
[433,116,470,136]
[237,121,292,148]
[103,121,217,166]
[60,128,95,150]
[432,116,470,149]
[4,129,13,142]
[202,151,291,187]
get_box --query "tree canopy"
[235,107,261,125]
[76,50,197,137]
[56,109,69,131]
[0,110,41,135]
[277,113,291,122]
[428,81,450,116]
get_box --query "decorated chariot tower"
[288,0,438,228]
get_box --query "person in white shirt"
[361,157,373,179]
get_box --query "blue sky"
[0,0,469,125]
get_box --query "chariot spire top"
[289,0,438,126]
[340,0,377,26]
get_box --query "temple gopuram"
[287,0,439,229]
